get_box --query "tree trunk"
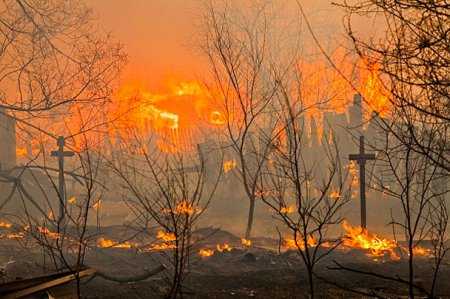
[244,196,256,239]
[307,267,314,299]
[408,243,414,299]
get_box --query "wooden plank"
[1,267,97,299]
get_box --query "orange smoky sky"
[88,0,207,92]
[87,0,369,91]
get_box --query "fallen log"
[85,264,166,283]
[0,267,97,299]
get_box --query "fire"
[147,243,176,251]
[329,191,342,199]
[3,233,24,239]
[163,201,202,215]
[199,249,214,257]
[223,159,237,173]
[108,78,214,154]
[37,227,61,240]
[13,49,393,163]
[92,199,102,209]
[146,230,177,251]
[280,205,296,213]
[342,221,399,260]
[156,230,176,242]
[284,236,318,251]
[210,111,226,125]
[412,246,431,257]
[360,59,391,119]
[16,147,27,156]
[97,237,132,248]
[216,243,233,252]
[241,238,252,246]
[176,201,194,215]
[0,222,12,229]
[68,197,76,204]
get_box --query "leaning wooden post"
[51,136,74,225]
[349,135,375,229]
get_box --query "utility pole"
[51,136,74,225]
[349,135,375,229]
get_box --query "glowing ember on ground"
[199,249,214,257]
[216,243,233,252]
[97,237,132,248]
[241,238,252,246]
[342,221,399,260]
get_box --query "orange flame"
[284,236,318,250]
[280,205,296,213]
[92,199,102,209]
[241,238,252,246]
[360,59,391,119]
[4,233,24,239]
[16,147,27,156]
[412,246,431,257]
[97,237,132,248]
[147,243,176,251]
[210,111,226,125]
[163,201,202,215]
[199,249,214,257]
[156,230,176,242]
[0,222,12,229]
[329,191,342,199]
[216,243,233,252]
[37,227,60,240]
[342,221,399,260]
[223,159,237,173]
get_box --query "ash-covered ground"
[1,225,449,298]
